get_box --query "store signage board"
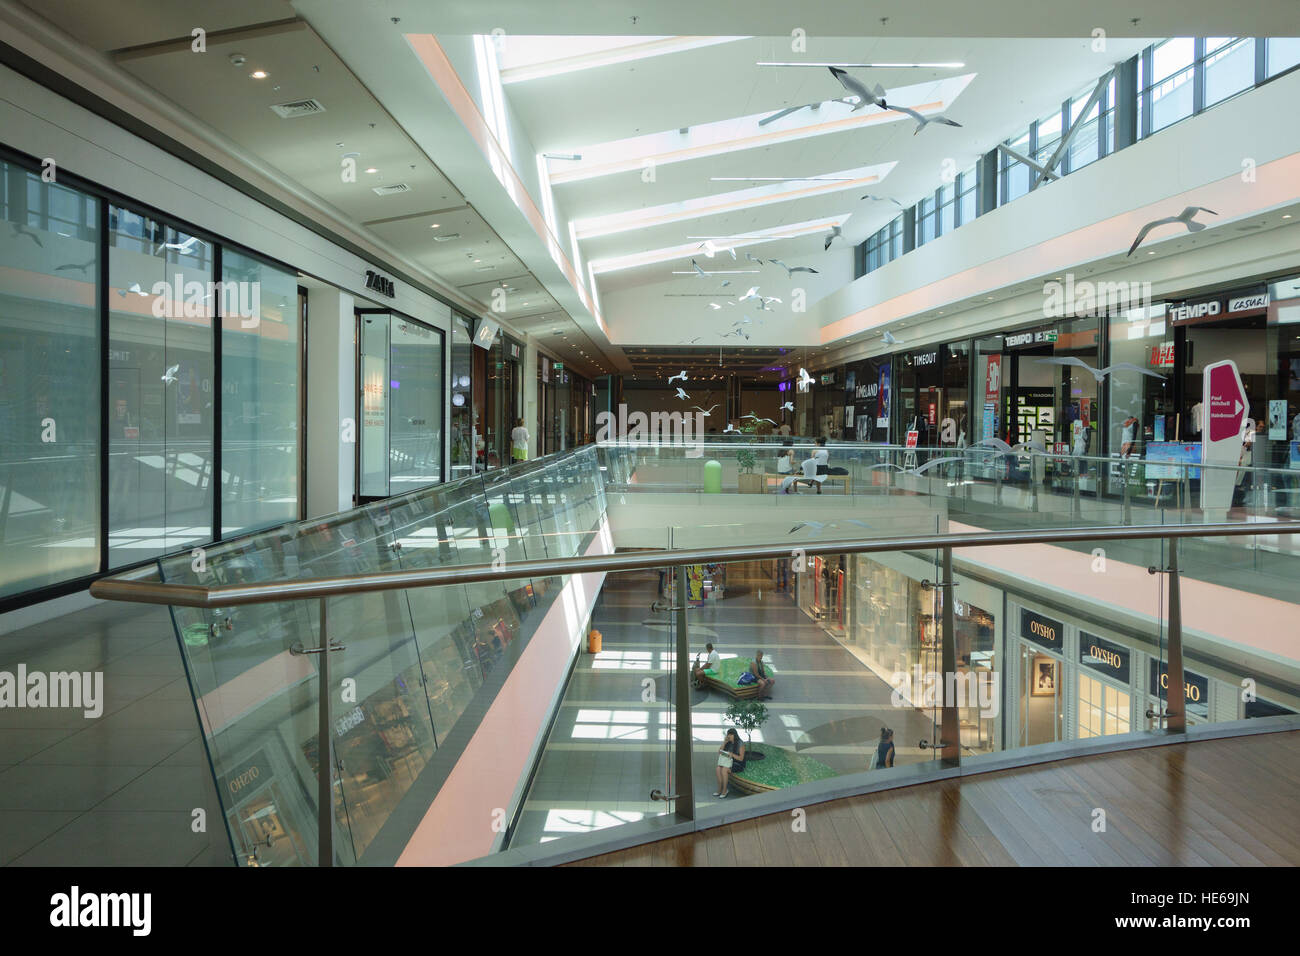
[1170,288,1268,326]
[984,355,1002,401]
[1021,608,1063,652]
[913,351,938,366]
[1148,660,1210,718]
[1200,359,1246,513]
[364,270,395,298]
[905,430,919,449]
[473,317,500,350]
[1079,632,1130,684]
[1004,329,1058,348]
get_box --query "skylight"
[498,35,749,83]
[589,213,850,276]
[574,162,895,240]
[548,73,975,185]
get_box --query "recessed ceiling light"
[250,70,269,79]
[365,167,379,174]
[430,223,440,228]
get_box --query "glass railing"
[151,445,605,865]
[88,442,1300,866]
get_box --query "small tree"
[736,448,757,474]
[725,699,769,756]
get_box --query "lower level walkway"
[565,730,1300,866]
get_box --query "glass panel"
[1204,38,1255,106]
[108,208,215,565]
[1267,37,1300,76]
[359,313,389,498]
[388,317,443,496]
[1149,39,1195,131]
[0,161,100,596]
[221,249,300,533]
[449,316,475,480]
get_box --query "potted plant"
[736,448,763,494]
[724,699,769,760]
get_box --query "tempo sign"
[1201,359,1247,515]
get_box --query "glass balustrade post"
[939,547,961,766]
[317,596,333,866]
[1165,537,1186,734]
[674,563,694,820]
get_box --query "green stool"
[703,459,722,494]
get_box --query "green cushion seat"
[731,744,837,792]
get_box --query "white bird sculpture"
[1127,206,1217,256]
[1035,356,1165,383]
[668,370,688,384]
[675,387,690,400]
[161,364,180,384]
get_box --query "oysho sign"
[1079,632,1130,684]
[1021,608,1063,651]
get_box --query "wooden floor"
[566,731,1300,866]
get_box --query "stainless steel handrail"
[88,521,1300,609]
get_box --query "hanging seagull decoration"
[882,330,904,346]
[691,258,708,277]
[861,194,902,206]
[797,368,815,390]
[781,401,795,412]
[768,259,819,277]
[10,223,44,247]
[692,405,718,417]
[161,364,180,385]
[668,370,688,383]
[738,286,761,302]
[889,104,962,134]
[723,423,740,434]
[1035,356,1165,383]
[1127,207,1217,256]
[744,253,765,265]
[828,67,888,110]
[824,225,843,251]
[674,387,690,400]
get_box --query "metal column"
[1164,538,1186,733]
[674,564,694,819]
[939,548,961,765]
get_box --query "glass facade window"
[1203,37,1255,106]
[956,166,977,226]
[937,183,955,237]
[0,160,101,598]
[1078,673,1131,738]
[1267,37,1300,76]
[916,195,936,246]
[1148,38,1195,133]
[1033,106,1063,169]
[221,249,301,533]
[1002,129,1031,203]
[107,206,214,565]
[1065,82,1104,172]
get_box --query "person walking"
[511,417,529,462]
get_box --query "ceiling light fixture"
[710,176,856,182]
[543,153,583,161]
[250,70,269,79]
[365,167,379,174]
[757,61,965,69]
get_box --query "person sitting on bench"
[692,643,720,687]
[781,455,826,494]
[815,436,849,476]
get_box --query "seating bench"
[699,656,776,699]
[763,473,852,494]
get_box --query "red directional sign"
[1206,361,1246,442]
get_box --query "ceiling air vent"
[371,183,411,196]
[431,233,461,242]
[270,99,326,119]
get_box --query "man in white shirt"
[781,455,825,494]
[511,417,529,461]
[692,643,722,686]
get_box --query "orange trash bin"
[587,629,602,654]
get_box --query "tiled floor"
[0,602,230,866]
[509,564,939,848]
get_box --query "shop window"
[221,249,301,532]
[1078,673,1131,738]
[0,161,101,598]
[449,315,476,479]
[1001,130,1031,203]
[108,206,215,565]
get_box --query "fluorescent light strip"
[671,270,759,275]
[757,61,966,68]
[710,176,858,182]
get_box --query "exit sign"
[1042,331,1058,342]
[554,362,564,370]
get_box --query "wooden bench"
[729,744,838,794]
[699,657,775,699]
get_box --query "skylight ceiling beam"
[573,163,894,239]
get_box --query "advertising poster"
[1269,399,1287,440]
[985,354,1002,402]
[876,363,891,428]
